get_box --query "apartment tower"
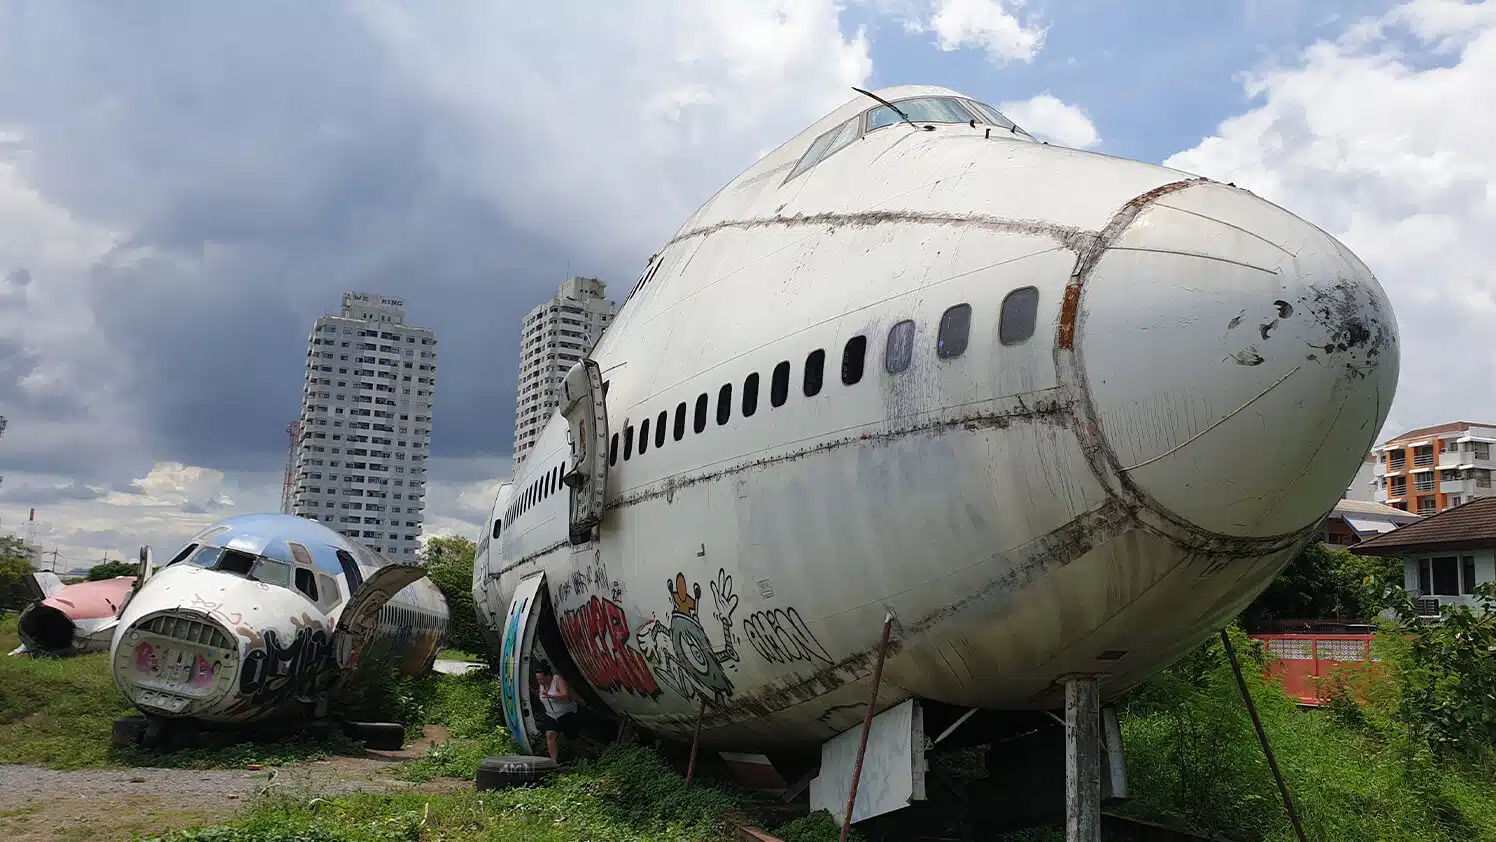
[1371,421,1496,515]
[512,276,616,473]
[290,292,438,559]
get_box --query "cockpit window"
[786,117,861,182]
[188,546,224,568]
[963,100,1019,132]
[250,556,292,587]
[866,97,977,132]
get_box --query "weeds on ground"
[1115,621,1496,842]
[145,745,758,842]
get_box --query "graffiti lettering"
[743,607,832,666]
[238,626,333,707]
[559,595,661,698]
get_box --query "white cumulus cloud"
[1164,0,1496,442]
[997,93,1101,148]
[892,0,1046,64]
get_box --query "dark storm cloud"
[0,2,630,472]
[0,481,104,508]
[0,336,82,422]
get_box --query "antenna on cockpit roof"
[851,87,924,130]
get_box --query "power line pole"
[47,549,58,574]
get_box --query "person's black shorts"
[534,709,579,739]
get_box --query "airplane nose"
[1077,180,1399,539]
[113,611,241,716]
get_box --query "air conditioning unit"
[1415,596,1442,617]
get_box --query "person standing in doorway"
[533,660,578,764]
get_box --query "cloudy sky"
[1,0,1491,570]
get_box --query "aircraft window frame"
[785,116,862,183]
[187,545,224,569]
[655,411,668,448]
[1000,286,1040,346]
[865,97,980,134]
[842,336,867,385]
[694,393,709,434]
[166,543,199,566]
[294,567,319,602]
[492,518,502,539]
[717,383,733,426]
[336,549,364,591]
[887,320,916,374]
[250,556,293,588]
[962,99,1032,138]
[742,372,760,417]
[609,433,619,466]
[674,402,687,441]
[938,303,973,359]
[771,361,791,407]
[624,425,635,461]
[804,349,826,397]
[638,417,651,455]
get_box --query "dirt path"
[0,726,462,842]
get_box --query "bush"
[1239,543,1400,632]
[86,560,138,581]
[1379,582,1496,764]
[421,535,487,660]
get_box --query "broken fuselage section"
[108,513,448,735]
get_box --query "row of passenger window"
[497,287,1040,535]
[606,287,1040,467]
[502,459,568,536]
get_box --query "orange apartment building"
[1370,421,1496,515]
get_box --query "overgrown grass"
[435,647,484,663]
[0,614,386,770]
[1115,624,1496,841]
[392,666,518,783]
[144,744,811,842]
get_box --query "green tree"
[86,560,137,581]
[1239,542,1401,631]
[1378,581,1496,762]
[419,535,485,659]
[0,534,38,613]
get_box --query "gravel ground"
[0,726,459,842]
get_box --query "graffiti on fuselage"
[559,594,662,698]
[499,595,529,741]
[634,568,740,705]
[238,624,333,708]
[742,606,833,666]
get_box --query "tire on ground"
[475,755,559,790]
[341,720,407,751]
[111,715,147,749]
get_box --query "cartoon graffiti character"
[639,568,741,706]
[668,573,699,616]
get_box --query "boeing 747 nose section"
[1077,179,1399,539]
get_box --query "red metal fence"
[1249,633,1379,706]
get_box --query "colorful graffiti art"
[635,568,740,705]
[499,595,529,748]
[238,625,333,707]
[560,595,662,698]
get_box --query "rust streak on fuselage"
[1056,177,1206,351]
[662,210,1094,253]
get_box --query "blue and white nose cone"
[1081,180,1399,539]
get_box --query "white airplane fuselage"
[475,85,1399,751]
[110,514,448,726]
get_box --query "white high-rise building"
[513,276,616,472]
[290,292,438,559]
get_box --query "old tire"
[111,716,147,749]
[342,721,406,751]
[475,755,559,790]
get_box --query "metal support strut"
[685,697,707,789]
[1064,675,1102,842]
[1220,628,1308,842]
[841,614,895,842]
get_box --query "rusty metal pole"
[1220,628,1308,842]
[841,614,895,842]
[685,697,707,789]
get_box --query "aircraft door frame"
[330,562,429,680]
[499,572,548,755]
[559,358,610,545]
